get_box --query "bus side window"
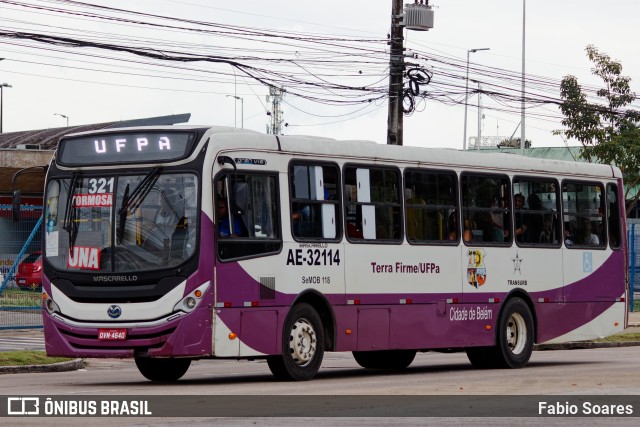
[607,183,621,249]
[216,173,281,261]
[343,165,402,242]
[289,162,341,240]
[404,169,458,243]
[562,181,606,248]
[461,173,510,245]
[513,177,562,246]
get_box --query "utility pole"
[477,81,482,150]
[386,0,405,146]
[266,86,285,135]
[386,1,433,146]
[462,48,489,150]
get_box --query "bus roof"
[61,125,621,180]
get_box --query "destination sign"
[57,131,197,166]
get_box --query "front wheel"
[267,303,325,381]
[135,357,191,382]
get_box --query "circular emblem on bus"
[107,305,122,319]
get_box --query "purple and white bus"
[40,126,628,381]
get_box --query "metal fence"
[628,223,640,312]
[0,214,43,330]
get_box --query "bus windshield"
[44,172,198,273]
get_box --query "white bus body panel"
[541,302,625,343]
[50,281,186,323]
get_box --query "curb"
[535,341,640,351]
[0,358,84,374]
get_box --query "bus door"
[213,166,283,356]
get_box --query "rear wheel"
[267,303,325,381]
[135,357,191,382]
[353,350,416,370]
[465,297,534,369]
[496,297,534,368]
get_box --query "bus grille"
[59,327,176,350]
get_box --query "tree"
[557,45,640,215]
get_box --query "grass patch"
[0,350,72,367]
[592,332,640,343]
[0,288,41,307]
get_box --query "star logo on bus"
[512,252,523,274]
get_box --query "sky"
[0,0,638,150]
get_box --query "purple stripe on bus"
[215,249,624,351]
[44,305,212,358]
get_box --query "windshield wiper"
[62,172,79,231]
[117,167,162,244]
[62,172,81,251]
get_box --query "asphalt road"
[3,346,640,425]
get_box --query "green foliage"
[592,332,640,343]
[557,45,640,215]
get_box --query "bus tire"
[352,350,416,370]
[267,303,324,381]
[135,357,191,382]
[466,298,534,369]
[495,297,534,368]
[465,346,499,369]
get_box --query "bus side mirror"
[12,190,21,222]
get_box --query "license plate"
[18,279,26,284]
[98,329,127,340]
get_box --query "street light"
[462,48,489,150]
[226,95,244,129]
[0,82,12,134]
[54,113,69,127]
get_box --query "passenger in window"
[292,187,328,237]
[217,197,247,237]
[448,211,458,240]
[292,205,311,222]
[525,194,543,243]
[490,197,506,242]
[539,218,553,243]
[581,219,600,245]
[514,193,528,241]
[346,222,363,239]
[292,204,312,236]
[463,218,473,242]
[564,222,575,246]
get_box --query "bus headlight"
[173,281,209,313]
[45,297,60,314]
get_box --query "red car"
[16,251,43,291]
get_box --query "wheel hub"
[288,318,317,366]
[506,312,527,354]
